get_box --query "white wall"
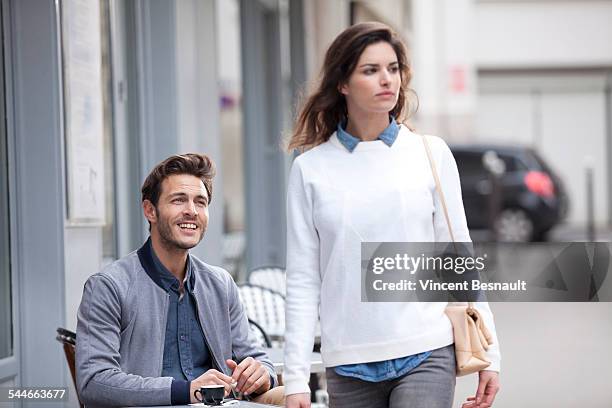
[216,0,246,232]
[411,0,478,139]
[64,227,103,331]
[539,91,608,225]
[411,0,444,122]
[356,0,410,30]
[216,0,242,90]
[476,0,612,68]
[307,0,350,77]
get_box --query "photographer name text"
[372,279,527,291]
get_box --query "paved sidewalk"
[548,223,612,242]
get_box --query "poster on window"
[62,0,105,224]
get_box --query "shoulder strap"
[422,135,474,308]
[421,134,456,242]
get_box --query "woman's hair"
[287,21,415,152]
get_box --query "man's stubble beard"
[156,208,206,252]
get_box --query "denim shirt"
[334,351,433,382]
[151,248,213,382]
[336,116,400,152]
[334,117,433,381]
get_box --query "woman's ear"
[338,82,349,96]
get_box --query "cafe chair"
[248,318,272,348]
[247,266,286,297]
[237,284,285,345]
[55,327,83,408]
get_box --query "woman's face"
[340,41,401,115]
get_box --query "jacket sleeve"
[430,135,501,372]
[226,277,278,389]
[76,274,173,407]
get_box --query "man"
[76,153,283,406]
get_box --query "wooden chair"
[55,327,83,408]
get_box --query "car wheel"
[494,208,534,242]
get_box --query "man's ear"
[143,200,157,225]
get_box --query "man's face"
[144,174,209,251]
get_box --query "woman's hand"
[285,392,311,408]
[461,370,500,408]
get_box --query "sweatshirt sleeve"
[283,158,322,395]
[429,135,502,372]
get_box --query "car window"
[454,152,485,178]
[497,154,528,172]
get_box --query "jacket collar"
[137,237,195,291]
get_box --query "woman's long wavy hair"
[287,22,415,152]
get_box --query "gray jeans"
[326,344,456,408]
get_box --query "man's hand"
[226,357,271,396]
[285,393,311,408]
[461,370,500,408]
[190,369,234,403]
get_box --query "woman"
[283,22,500,408]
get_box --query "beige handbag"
[421,134,494,377]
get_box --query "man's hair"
[141,153,216,207]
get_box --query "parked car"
[449,144,569,242]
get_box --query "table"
[133,351,324,408]
[263,347,324,374]
[142,401,277,408]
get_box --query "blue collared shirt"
[334,351,433,382]
[334,116,433,381]
[336,116,400,152]
[151,248,212,382]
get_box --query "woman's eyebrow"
[358,61,399,68]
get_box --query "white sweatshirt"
[283,126,501,395]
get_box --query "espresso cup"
[193,384,225,406]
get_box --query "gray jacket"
[76,244,276,407]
